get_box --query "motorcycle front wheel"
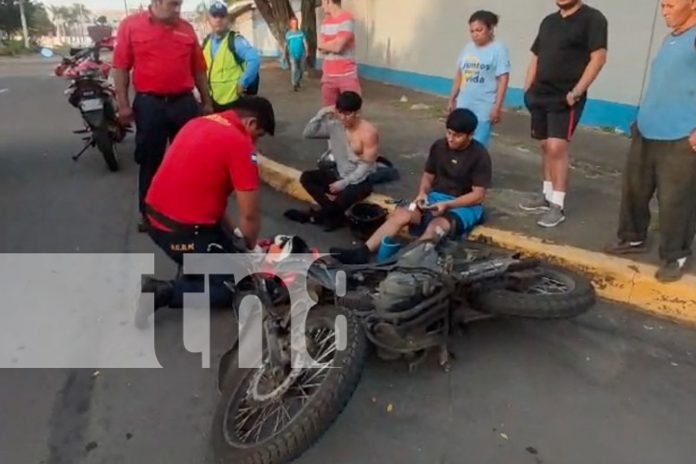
[212,305,368,464]
[93,128,119,172]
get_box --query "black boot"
[134,278,173,329]
[329,244,371,264]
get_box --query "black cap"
[229,96,276,136]
[209,2,228,17]
[446,108,478,135]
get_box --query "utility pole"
[18,0,30,49]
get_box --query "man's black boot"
[134,278,173,329]
[329,244,370,264]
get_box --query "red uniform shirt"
[113,10,207,95]
[145,112,260,230]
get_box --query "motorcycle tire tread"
[211,305,369,464]
[468,265,596,319]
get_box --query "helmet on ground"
[345,202,388,241]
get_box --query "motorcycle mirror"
[40,48,55,58]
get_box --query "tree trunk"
[253,0,296,51]
[18,0,30,48]
[300,0,317,68]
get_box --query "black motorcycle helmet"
[345,202,388,241]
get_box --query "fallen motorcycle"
[212,234,596,464]
[41,39,129,172]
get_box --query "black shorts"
[524,91,586,141]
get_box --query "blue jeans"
[290,57,304,87]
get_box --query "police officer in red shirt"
[113,0,214,232]
[134,96,275,329]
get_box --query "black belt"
[139,91,192,103]
[145,204,219,235]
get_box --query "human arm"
[302,106,335,139]
[689,130,696,153]
[318,16,354,53]
[448,68,463,114]
[524,54,538,92]
[227,190,261,249]
[234,35,261,90]
[330,128,380,192]
[191,41,213,113]
[433,152,491,215]
[112,19,133,124]
[568,13,608,105]
[491,44,511,124]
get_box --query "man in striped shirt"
[318,0,361,106]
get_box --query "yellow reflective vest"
[203,32,244,106]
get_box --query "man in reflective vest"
[203,2,261,112]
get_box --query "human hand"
[490,107,502,124]
[117,103,134,126]
[201,102,214,115]
[431,203,448,216]
[566,91,578,107]
[689,130,696,153]
[237,83,246,96]
[446,99,456,114]
[329,181,343,194]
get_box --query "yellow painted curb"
[259,154,696,326]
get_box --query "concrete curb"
[259,154,696,326]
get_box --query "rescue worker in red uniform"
[113,0,214,232]
[134,96,275,328]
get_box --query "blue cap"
[209,2,228,17]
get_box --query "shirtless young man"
[285,91,380,230]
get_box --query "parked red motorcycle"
[41,37,129,172]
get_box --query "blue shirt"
[210,32,261,89]
[637,26,696,140]
[455,41,511,122]
[285,30,306,60]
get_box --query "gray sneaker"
[519,194,550,212]
[537,204,565,228]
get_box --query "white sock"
[551,191,566,209]
[543,181,553,202]
[677,257,687,268]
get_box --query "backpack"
[203,30,259,95]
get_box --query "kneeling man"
[331,108,491,264]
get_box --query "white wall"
[340,0,669,107]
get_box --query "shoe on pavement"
[537,204,565,228]
[134,278,173,329]
[519,195,550,212]
[138,216,150,233]
[655,260,687,283]
[604,240,648,255]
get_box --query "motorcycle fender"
[82,109,105,128]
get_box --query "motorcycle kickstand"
[438,344,454,373]
[72,136,94,162]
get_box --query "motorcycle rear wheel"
[468,264,596,319]
[212,305,368,464]
[93,129,119,172]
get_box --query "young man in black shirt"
[519,0,608,228]
[331,109,492,265]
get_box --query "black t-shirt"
[424,138,492,198]
[530,4,608,97]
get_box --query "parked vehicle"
[212,233,596,464]
[41,38,129,172]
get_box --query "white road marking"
[0,88,8,95]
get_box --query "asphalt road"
[1,58,696,464]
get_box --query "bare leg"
[546,138,570,194]
[420,217,452,241]
[365,208,421,251]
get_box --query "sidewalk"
[259,64,660,262]
[255,63,696,325]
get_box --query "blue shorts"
[409,191,485,238]
[474,120,492,148]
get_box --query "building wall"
[336,0,668,132]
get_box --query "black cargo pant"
[133,92,200,214]
[148,225,241,309]
[300,169,373,219]
[617,126,696,261]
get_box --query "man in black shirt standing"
[331,109,492,264]
[519,0,608,228]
